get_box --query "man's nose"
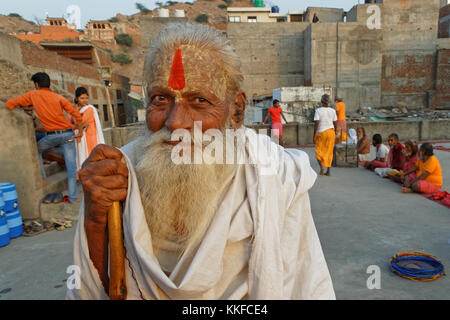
[165,102,193,132]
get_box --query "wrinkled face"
[357,128,363,138]
[388,136,398,148]
[146,45,232,137]
[77,94,89,107]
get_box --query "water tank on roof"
[254,0,264,8]
[271,6,280,13]
[158,8,169,18]
[174,9,185,18]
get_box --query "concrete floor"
[0,144,448,300]
[305,143,450,300]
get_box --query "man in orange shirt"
[5,72,87,203]
[261,99,289,147]
[401,143,443,194]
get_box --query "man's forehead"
[148,45,228,100]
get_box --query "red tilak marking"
[168,48,185,91]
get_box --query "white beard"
[135,128,237,254]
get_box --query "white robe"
[66,128,335,300]
[75,105,105,171]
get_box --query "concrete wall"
[248,120,450,146]
[272,86,334,123]
[381,0,441,108]
[227,22,309,98]
[0,103,44,219]
[307,22,382,112]
[140,17,188,48]
[305,7,344,23]
[347,4,382,23]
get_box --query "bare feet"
[325,170,330,176]
[320,169,324,176]
[402,187,413,193]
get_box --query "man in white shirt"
[364,133,390,171]
[313,94,337,176]
[67,23,336,300]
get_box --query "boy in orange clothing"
[401,143,443,194]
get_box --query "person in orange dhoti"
[71,87,105,171]
[314,94,337,176]
[334,96,347,143]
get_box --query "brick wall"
[21,41,99,80]
[439,4,450,38]
[381,53,436,108]
[431,49,450,108]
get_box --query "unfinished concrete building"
[227,0,450,116]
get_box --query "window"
[247,16,257,23]
[103,105,109,121]
[116,90,122,100]
[229,16,241,23]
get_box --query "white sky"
[0,0,361,29]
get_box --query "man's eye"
[195,97,209,104]
[151,95,168,103]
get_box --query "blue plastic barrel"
[0,192,10,247]
[271,6,280,13]
[0,183,19,213]
[6,209,23,238]
[0,190,4,210]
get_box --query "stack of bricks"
[333,144,358,168]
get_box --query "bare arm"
[401,164,418,177]
[261,113,270,125]
[313,121,319,143]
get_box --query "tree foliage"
[135,2,151,14]
[115,33,133,47]
[195,14,209,24]
[112,53,133,65]
[8,13,23,19]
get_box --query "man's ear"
[230,91,247,129]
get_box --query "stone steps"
[43,162,65,177]
[42,170,68,196]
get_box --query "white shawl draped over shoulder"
[75,105,105,170]
[67,128,335,300]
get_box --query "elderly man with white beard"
[67,23,335,300]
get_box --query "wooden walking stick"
[108,201,127,300]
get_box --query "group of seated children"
[357,129,443,195]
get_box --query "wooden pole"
[108,201,127,300]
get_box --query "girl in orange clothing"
[72,87,105,171]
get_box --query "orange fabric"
[268,107,282,123]
[335,121,348,144]
[416,155,443,187]
[168,48,186,91]
[81,108,98,154]
[335,102,346,121]
[5,88,82,131]
[418,180,441,194]
[315,128,335,168]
